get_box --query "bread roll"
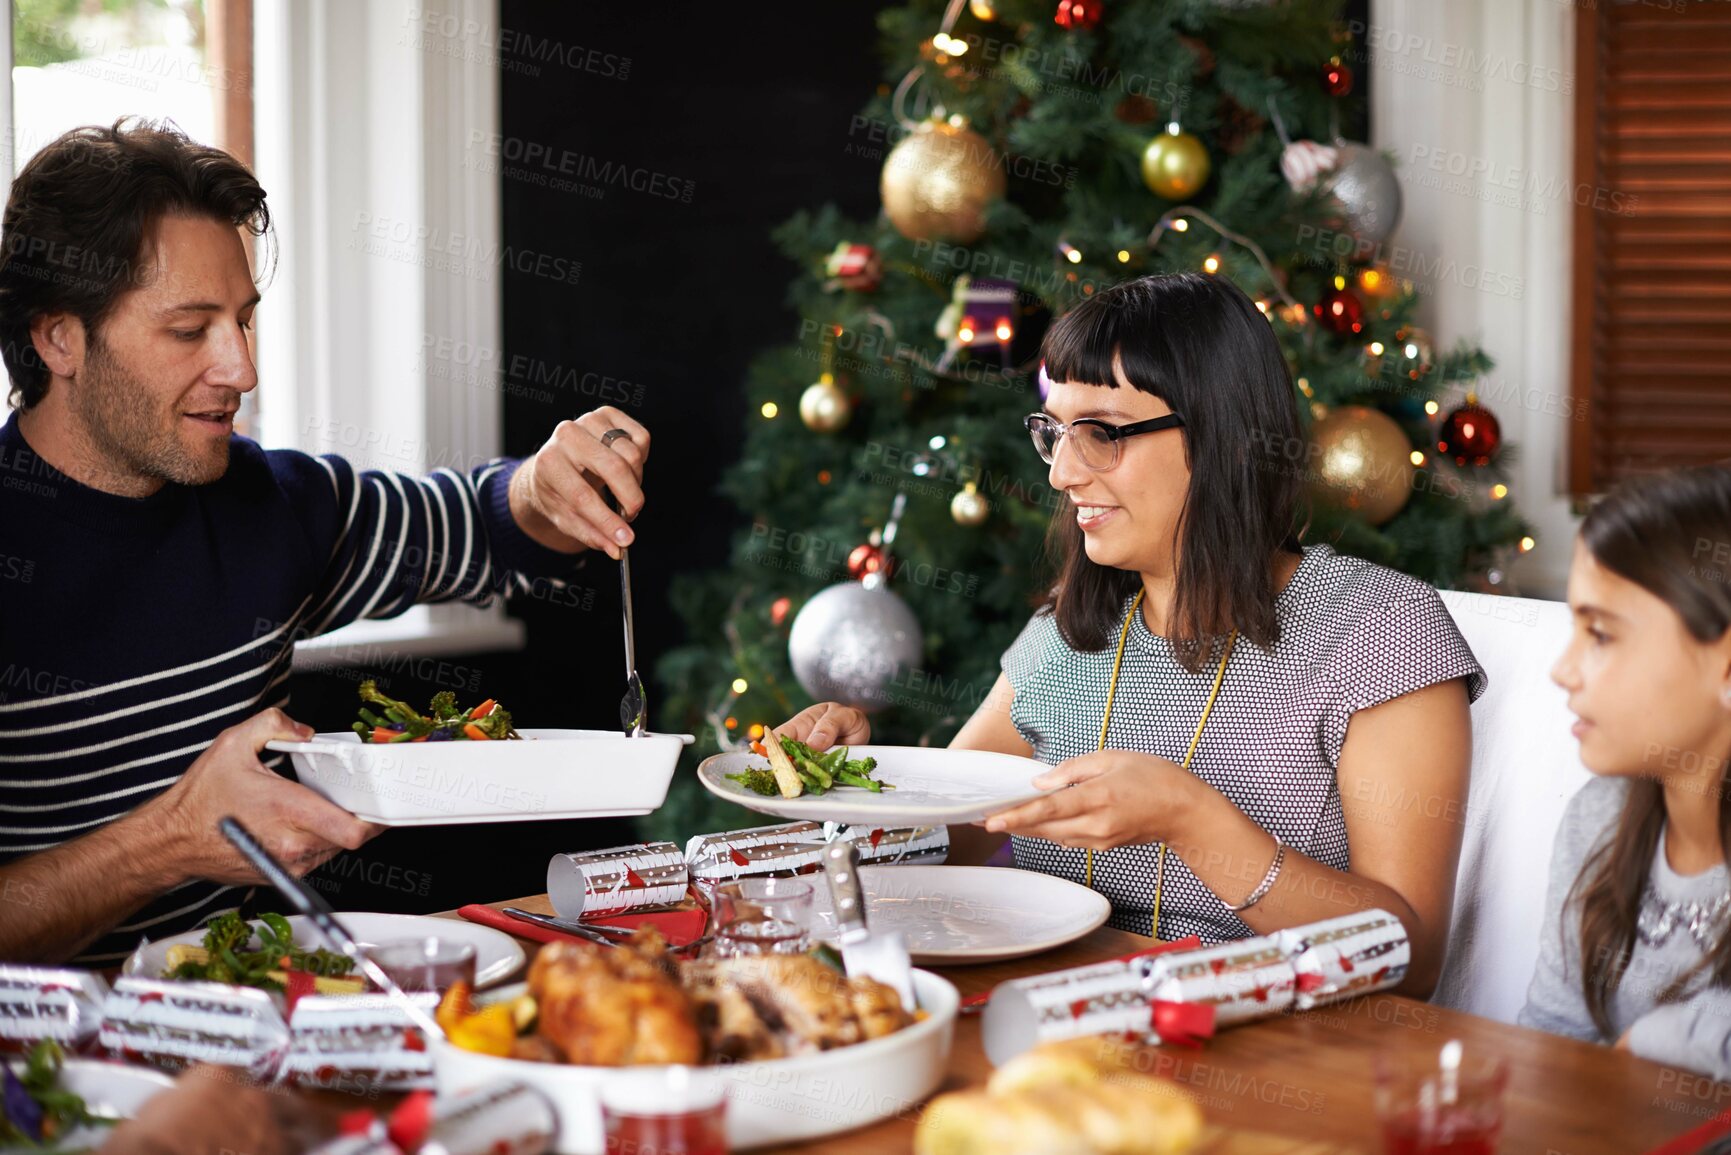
[988,1035,1148,1095]
[917,1038,1204,1155]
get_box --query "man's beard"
[73,336,230,487]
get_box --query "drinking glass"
[364,937,477,993]
[1375,1040,1508,1155]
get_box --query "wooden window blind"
[1571,0,1731,494]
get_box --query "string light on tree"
[968,0,997,18]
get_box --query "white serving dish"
[27,1059,176,1151]
[810,866,1111,965]
[125,912,527,990]
[432,970,959,1154]
[697,744,1052,825]
[268,729,693,826]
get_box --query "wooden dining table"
[443,893,1728,1155]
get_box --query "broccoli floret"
[725,768,781,796]
[428,691,460,719]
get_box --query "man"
[0,120,650,964]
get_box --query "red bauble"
[847,543,892,581]
[1315,286,1365,335]
[1323,59,1354,96]
[1054,0,1103,30]
[770,596,792,627]
[1437,403,1503,466]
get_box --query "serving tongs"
[601,463,647,738]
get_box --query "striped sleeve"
[270,452,581,637]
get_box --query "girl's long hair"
[1569,465,1731,1036]
[1037,273,1302,672]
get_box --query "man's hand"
[99,1065,341,1155]
[141,708,383,886]
[510,406,651,560]
[776,702,872,749]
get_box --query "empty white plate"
[697,745,1053,825]
[125,912,526,990]
[809,866,1111,964]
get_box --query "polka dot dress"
[1002,545,1486,944]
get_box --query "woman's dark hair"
[0,118,270,410]
[1567,465,1731,1037]
[1037,272,1303,671]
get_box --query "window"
[1570,0,1731,493]
[2,0,517,658]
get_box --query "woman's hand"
[981,749,1213,850]
[775,702,871,749]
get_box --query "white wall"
[1369,0,1582,598]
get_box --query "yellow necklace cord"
[1085,585,1237,936]
[1151,629,1237,938]
[1085,589,1145,890]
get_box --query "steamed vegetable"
[352,682,519,742]
[727,735,891,799]
[0,1040,111,1146]
[164,912,357,992]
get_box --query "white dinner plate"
[809,866,1111,964]
[4,1058,176,1152]
[124,912,526,990]
[697,744,1052,825]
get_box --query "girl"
[1521,465,1731,1076]
[783,273,1484,995]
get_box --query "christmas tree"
[648,0,1530,841]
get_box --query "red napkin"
[458,903,708,948]
[1643,1105,1731,1155]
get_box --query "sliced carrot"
[463,723,490,741]
[750,740,766,757]
[470,699,496,719]
[370,729,398,743]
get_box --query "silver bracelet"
[1222,832,1285,914]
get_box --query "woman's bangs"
[1040,296,1128,390]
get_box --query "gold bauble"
[881,120,1006,244]
[1308,405,1414,526]
[799,379,852,433]
[950,485,989,526]
[1140,128,1211,199]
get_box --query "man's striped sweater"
[0,413,576,963]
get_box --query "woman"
[782,273,1483,995]
[1520,466,1731,1077]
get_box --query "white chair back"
[1431,590,1591,1022]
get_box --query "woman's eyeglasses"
[1023,412,1185,471]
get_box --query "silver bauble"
[1324,143,1402,247]
[787,582,925,713]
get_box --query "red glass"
[1380,1105,1502,1155]
[1375,1044,1507,1155]
[603,1103,728,1155]
[601,1068,729,1155]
